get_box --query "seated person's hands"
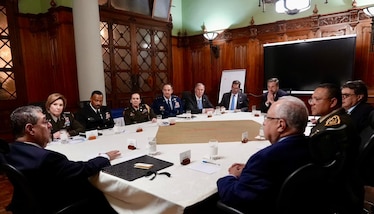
[151,118,157,123]
[228,163,245,178]
[203,108,214,113]
[105,150,121,160]
[53,132,60,139]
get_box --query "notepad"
[134,163,154,169]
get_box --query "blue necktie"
[230,95,236,110]
[198,99,203,109]
[167,99,173,110]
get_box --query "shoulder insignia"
[324,115,341,127]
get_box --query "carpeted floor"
[0,174,12,214]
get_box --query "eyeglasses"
[342,94,355,99]
[264,115,281,121]
[308,97,330,105]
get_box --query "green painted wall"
[180,0,374,35]
[18,0,374,36]
[18,0,71,14]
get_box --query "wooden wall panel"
[18,16,52,104]
[174,8,374,108]
[18,7,79,111]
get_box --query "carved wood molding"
[24,6,73,36]
[186,8,372,47]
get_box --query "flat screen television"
[263,35,356,94]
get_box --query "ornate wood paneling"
[99,6,172,108]
[18,7,78,110]
[172,8,374,107]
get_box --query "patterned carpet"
[0,174,12,214]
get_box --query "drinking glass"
[148,137,157,155]
[208,139,218,159]
[60,129,68,144]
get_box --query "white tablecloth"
[46,112,271,214]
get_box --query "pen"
[202,160,220,166]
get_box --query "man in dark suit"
[76,90,115,131]
[185,83,214,114]
[260,77,288,113]
[219,80,249,112]
[341,80,374,133]
[151,83,183,118]
[4,105,120,214]
[309,83,362,213]
[217,96,312,213]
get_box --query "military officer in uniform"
[124,93,157,125]
[308,83,362,213]
[75,90,115,131]
[45,93,85,139]
[151,83,183,118]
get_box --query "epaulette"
[324,115,341,127]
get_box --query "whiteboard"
[218,69,246,103]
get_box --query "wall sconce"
[203,31,220,58]
[275,0,311,15]
[363,6,374,52]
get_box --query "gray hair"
[195,82,205,89]
[267,78,280,86]
[275,96,308,133]
[10,105,43,138]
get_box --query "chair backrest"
[359,110,374,152]
[276,162,338,214]
[357,133,374,186]
[0,162,39,214]
[308,124,348,172]
[181,91,192,111]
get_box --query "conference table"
[46,111,272,214]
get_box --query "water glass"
[60,129,68,144]
[148,137,157,155]
[208,139,218,159]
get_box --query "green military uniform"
[46,112,85,138]
[123,104,157,125]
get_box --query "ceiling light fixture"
[275,0,311,15]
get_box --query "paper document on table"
[69,136,86,144]
[187,161,220,174]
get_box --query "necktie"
[167,99,173,110]
[197,99,203,109]
[230,95,236,110]
[96,110,102,119]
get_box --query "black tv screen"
[263,35,356,93]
